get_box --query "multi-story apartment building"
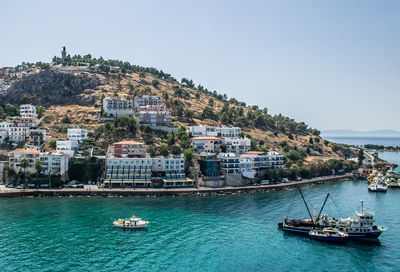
[17,117,38,128]
[219,127,241,138]
[138,110,171,127]
[104,156,153,187]
[39,153,69,179]
[198,153,221,178]
[221,137,251,154]
[56,140,79,157]
[8,148,41,174]
[217,153,241,174]
[102,97,133,117]
[0,130,7,144]
[8,126,29,142]
[239,157,256,179]
[241,151,284,174]
[104,141,190,188]
[109,140,148,158]
[191,136,222,154]
[0,121,13,131]
[28,129,47,146]
[20,104,37,117]
[189,126,241,138]
[151,154,186,180]
[134,95,163,109]
[67,128,87,143]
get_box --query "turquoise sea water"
[0,181,399,272]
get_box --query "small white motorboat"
[113,214,149,229]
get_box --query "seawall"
[0,174,353,198]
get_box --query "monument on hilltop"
[61,46,67,66]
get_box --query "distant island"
[321,129,400,138]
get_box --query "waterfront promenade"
[0,174,352,197]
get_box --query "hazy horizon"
[1,0,399,131]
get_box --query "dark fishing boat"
[278,188,387,239]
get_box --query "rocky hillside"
[0,63,358,164]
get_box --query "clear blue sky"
[1,0,399,131]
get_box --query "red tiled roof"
[114,140,144,145]
[245,151,265,155]
[191,136,221,141]
[9,148,40,154]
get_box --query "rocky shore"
[0,174,352,198]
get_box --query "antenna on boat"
[317,193,330,221]
[361,200,364,213]
[298,186,313,220]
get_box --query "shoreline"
[0,174,353,198]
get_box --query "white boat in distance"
[113,214,149,229]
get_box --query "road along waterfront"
[0,174,351,197]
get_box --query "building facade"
[241,151,284,174]
[191,136,222,154]
[20,104,37,117]
[109,140,147,158]
[17,117,38,128]
[56,140,79,157]
[8,126,29,142]
[103,97,133,117]
[189,126,241,138]
[217,153,241,174]
[221,137,251,154]
[198,153,221,178]
[134,95,163,109]
[0,130,7,144]
[67,128,87,143]
[138,110,171,127]
[39,153,69,179]
[151,155,186,180]
[28,129,47,146]
[8,148,41,174]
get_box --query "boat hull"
[281,225,384,239]
[113,223,148,229]
[309,234,347,243]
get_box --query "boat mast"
[317,193,330,220]
[298,186,313,220]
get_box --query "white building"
[56,140,79,157]
[20,104,37,117]
[151,154,186,180]
[0,121,13,131]
[134,95,163,109]
[67,128,87,143]
[8,126,29,142]
[0,130,8,144]
[8,148,41,174]
[105,157,153,187]
[189,126,241,138]
[239,157,256,179]
[219,127,241,138]
[191,136,222,154]
[39,153,69,179]
[222,137,251,154]
[103,97,133,117]
[28,128,47,146]
[17,117,38,128]
[241,151,284,174]
[189,126,218,137]
[217,153,240,174]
